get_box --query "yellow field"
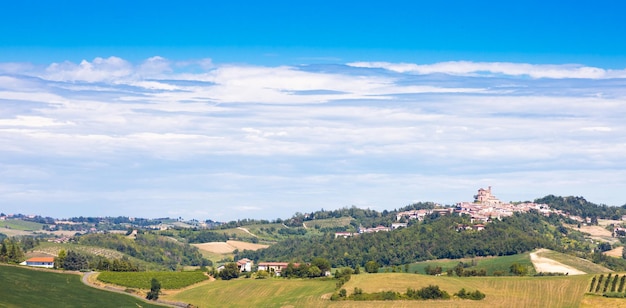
[337,273,591,307]
[164,272,594,307]
[604,246,624,258]
[192,240,268,254]
[581,294,626,308]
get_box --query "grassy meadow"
[166,278,336,307]
[303,217,353,229]
[1,219,44,231]
[98,271,208,289]
[0,265,164,308]
[384,252,535,276]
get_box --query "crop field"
[166,278,336,307]
[1,219,44,231]
[216,227,258,239]
[337,272,592,307]
[0,265,164,308]
[303,217,353,229]
[98,271,208,289]
[396,252,535,276]
[535,249,611,273]
[166,272,594,307]
[581,293,626,307]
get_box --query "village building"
[334,232,355,238]
[391,223,408,230]
[359,225,390,233]
[474,186,502,205]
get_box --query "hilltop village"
[335,186,593,239]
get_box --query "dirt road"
[530,249,586,275]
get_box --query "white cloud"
[0,116,74,127]
[347,61,626,79]
[43,56,134,82]
[1,56,626,220]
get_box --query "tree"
[61,250,88,271]
[307,265,322,278]
[509,263,528,276]
[55,250,67,269]
[146,278,161,300]
[364,260,380,273]
[218,262,240,280]
[311,257,331,275]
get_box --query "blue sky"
[1,1,626,220]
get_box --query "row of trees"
[535,195,626,221]
[332,285,485,301]
[0,238,25,263]
[589,273,626,295]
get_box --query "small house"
[22,257,55,268]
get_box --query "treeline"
[55,249,139,271]
[332,285,485,301]
[535,195,626,220]
[0,238,25,263]
[0,236,42,264]
[77,233,210,270]
[286,206,399,228]
[241,212,560,267]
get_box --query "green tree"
[218,262,240,280]
[311,257,331,275]
[611,274,619,292]
[509,263,528,276]
[55,250,67,269]
[308,265,322,278]
[146,278,161,300]
[364,261,380,273]
[589,276,597,292]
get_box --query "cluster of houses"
[335,186,579,239]
[397,186,565,225]
[216,258,330,277]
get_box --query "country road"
[80,271,186,307]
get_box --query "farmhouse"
[236,258,253,272]
[391,223,408,230]
[257,262,296,276]
[359,225,390,233]
[22,257,55,268]
[334,232,355,238]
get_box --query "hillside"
[242,212,567,267]
[0,265,164,308]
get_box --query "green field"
[1,219,44,231]
[0,265,165,308]
[98,271,209,289]
[384,253,536,276]
[536,249,612,274]
[167,278,336,307]
[303,217,353,229]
